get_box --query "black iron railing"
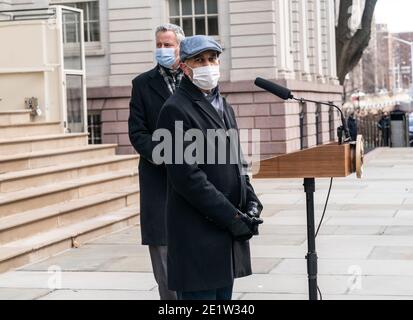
[344,109,387,153]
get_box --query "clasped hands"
[228,201,263,241]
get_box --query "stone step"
[0,155,139,193]
[0,122,62,139]
[0,205,139,273]
[0,185,139,245]
[0,170,138,218]
[0,110,31,126]
[0,144,118,174]
[0,133,88,156]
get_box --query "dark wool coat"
[156,76,262,292]
[129,66,171,246]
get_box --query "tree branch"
[336,0,378,84]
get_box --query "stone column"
[107,0,154,87]
[320,0,338,84]
[306,0,325,83]
[229,0,277,82]
[228,0,294,82]
[274,0,294,79]
[290,0,312,81]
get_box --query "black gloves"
[238,210,263,236]
[246,201,262,218]
[227,215,254,241]
[244,201,263,235]
[227,208,264,241]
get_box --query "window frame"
[51,0,103,56]
[87,111,102,145]
[299,101,307,150]
[315,103,323,145]
[168,0,219,37]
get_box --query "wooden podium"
[253,136,364,300]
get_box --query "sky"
[375,0,413,33]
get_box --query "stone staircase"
[0,110,140,272]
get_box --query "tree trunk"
[336,0,378,85]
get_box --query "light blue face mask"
[155,48,177,69]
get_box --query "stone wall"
[88,80,343,159]
[87,86,134,155]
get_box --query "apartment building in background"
[346,20,413,97]
[1,0,343,158]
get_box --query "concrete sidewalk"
[1,147,413,300]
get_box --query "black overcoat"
[156,76,262,292]
[128,66,171,246]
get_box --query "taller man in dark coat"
[128,24,185,300]
[155,36,263,300]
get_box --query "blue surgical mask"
[156,48,177,69]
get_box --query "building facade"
[391,31,413,91]
[345,21,413,97]
[376,24,394,93]
[2,0,343,158]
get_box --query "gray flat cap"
[180,35,222,61]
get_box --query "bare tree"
[336,0,378,85]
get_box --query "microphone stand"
[254,77,352,300]
[293,98,351,145]
[291,97,350,300]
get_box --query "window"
[315,103,322,145]
[299,102,307,150]
[329,104,335,141]
[169,0,219,36]
[88,112,102,144]
[63,1,100,43]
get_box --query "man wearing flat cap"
[155,35,264,300]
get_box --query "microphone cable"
[317,286,323,300]
[316,177,333,238]
[315,177,334,301]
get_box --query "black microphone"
[254,77,351,144]
[254,77,294,100]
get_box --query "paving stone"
[322,209,397,218]
[91,227,141,245]
[0,271,157,291]
[259,194,302,205]
[333,226,386,235]
[383,226,413,235]
[2,147,413,300]
[20,244,150,272]
[259,204,287,216]
[251,258,283,274]
[234,274,349,295]
[250,234,306,246]
[259,224,338,236]
[272,258,413,277]
[251,245,307,259]
[241,293,413,300]
[369,246,413,260]
[353,275,413,296]
[39,289,159,300]
[394,210,413,218]
[0,288,51,300]
[326,217,413,226]
[97,256,153,272]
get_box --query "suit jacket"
[156,76,263,292]
[128,66,171,246]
